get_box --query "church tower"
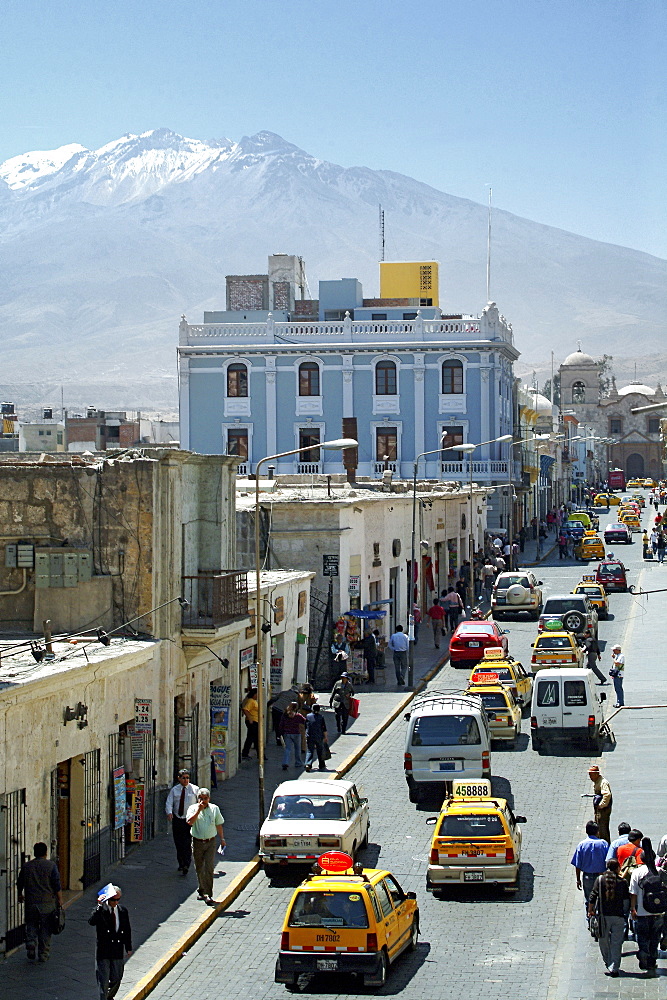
[559,348,599,411]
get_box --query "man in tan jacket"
[588,765,613,843]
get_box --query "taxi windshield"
[411,716,481,746]
[535,636,572,649]
[289,891,369,928]
[438,813,505,838]
[269,795,345,820]
[477,693,508,710]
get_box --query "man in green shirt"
[186,788,225,905]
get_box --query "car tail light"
[281,932,290,950]
[507,716,514,726]
[531,653,536,664]
[367,933,378,952]
[505,847,515,864]
[530,716,537,729]
[404,752,412,772]
[430,847,439,865]
[588,715,595,727]
[263,837,286,847]
[482,750,490,774]
[318,837,341,847]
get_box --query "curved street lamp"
[254,438,357,828]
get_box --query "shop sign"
[129,783,144,842]
[348,575,361,597]
[323,554,339,576]
[210,684,231,708]
[112,766,126,831]
[134,698,152,733]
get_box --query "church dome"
[617,383,655,397]
[528,390,554,414]
[562,350,596,367]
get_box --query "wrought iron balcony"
[181,571,248,629]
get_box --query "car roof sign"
[452,779,492,799]
[482,648,505,659]
[582,575,596,582]
[318,851,354,873]
[471,671,499,683]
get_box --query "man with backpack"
[629,838,667,976]
[588,859,630,977]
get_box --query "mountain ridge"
[1,128,665,412]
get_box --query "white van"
[530,668,607,752]
[404,693,492,802]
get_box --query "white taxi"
[260,778,370,874]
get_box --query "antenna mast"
[379,204,385,262]
[486,187,492,302]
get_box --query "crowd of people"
[572,766,667,978]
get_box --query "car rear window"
[269,795,345,820]
[411,715,481,746]
[598,564,622,575]
[564,680,587,706]
[496,575,530,587]
[475,667,512,681]
[535,636,572,649]
[544,598,585,614]
[576,587,600,596]
[477,693,508,710]
[536,679,560,706]
[438,813,505,838]
[289,891,369,928]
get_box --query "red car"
[449,620,509,667]
[596,560,628,592]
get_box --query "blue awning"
[343,609,387,619]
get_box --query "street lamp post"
[254,437,357,827]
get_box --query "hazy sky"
[3,0,665,257]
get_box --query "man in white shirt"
[610,644,625,708]
[629,842,665,976]
[388,625,409,685]
[165,769,200,875]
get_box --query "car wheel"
[408,916,419,951]
[531,737,542,753]
[365,950,389,988]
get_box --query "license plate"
[464,871,484,882]
[468,641,480,648]
[317,958,338,971]
[464,850,482,857]
[544,716,558,725]
[439,761,456,771]
[290,840,312,848]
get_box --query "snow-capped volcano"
[0,128,665,411]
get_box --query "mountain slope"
[1,129,665,411]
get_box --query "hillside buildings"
[559,350,663,480]
[178,254,519,526]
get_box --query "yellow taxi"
[573,576,609,620]
[465,680,522,742]
[594,493,620,506]
[275,854,419,987]
[425,779,526,893]
[468,648,533,707]
[619,511,641,532]
[643,479,657,488]
[574,531,605,561]
[530,630,585,670]
[626,479,644,489]
[631,493,646,508]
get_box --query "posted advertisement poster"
[129,782,145,842]
[134,698,152,733]
[210,684,231,708]
[112,766,126,831]
[211,706,229,777]
[211,749,227,776]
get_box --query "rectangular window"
[536,680,559,707]
[374,880,394,918]
[564,680,587,706]
[375,427,397,462]
[609,418,622,435]
[648,418,660,434]
[441,426,464,460]
[410,715,481,747]
[299,428,321,462]
[402,312,417,320]
[227,429,248,460]
[371,313,387,320]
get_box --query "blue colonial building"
[178,256,520,521]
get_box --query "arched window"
[299,361,320,397]
[226,362,248,398]
[572,381,586,403]
[442,360,464,394]
[375,360,397,395]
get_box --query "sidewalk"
[1,640,446,1000]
